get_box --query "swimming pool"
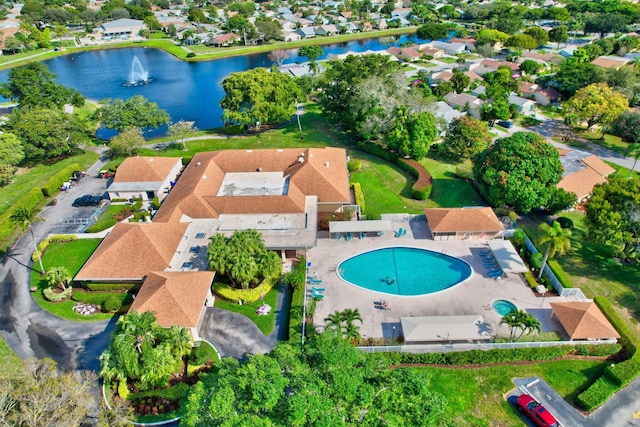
[337,247,472,296]
[492,299,517,316]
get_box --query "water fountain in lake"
[123,56,152,86]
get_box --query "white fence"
[358,338,618,354]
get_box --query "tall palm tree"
[499,309,529,343]
[324,311,344,333]
[161,325,192,379]
[625,143,640,178]
[341,308,362,329]
[537,221,572,279]
[515,313,542,342]
[10,207,45,274]
[44,266,71,290]
[207,233,229,274]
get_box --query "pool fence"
[358,338,618,354]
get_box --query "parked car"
[516,394,559,427]
[72,195,103,207]
[497,120,513,128]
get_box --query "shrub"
[132,198,143,211]
[347,159,362,172]
[128,382,190,401]
[189,341,219,365]
[32,234,78,262]
[548,260,572,288]
[523,271,538,288]
[43,287,73,302]
[102,295,123,312]
[352,182,365,213]
[213,277,277,303]
[606,359,640,386]
[85,218,117,233]
[152,196,161,209]
[41,164,79,197]
[186,52,196,58]
[181,157,192,166]
[556,216,574,229]
[288,257,306,341]
[118,379,130,399]
[594,296,637,358]
[110,198,127,202]
[85,283,139,291]
[576,377,618,411]
[401,159,433,201]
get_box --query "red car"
[516,394,559,427]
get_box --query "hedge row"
[288,256,306,341]
[575,296,638,411]
[400,159,433,200]
[377,343,620,366]
[84,282,139,291]
[213,277,277,303]
[85,218,117,233]
[32,234,78,262]
[43,287,73,302]
[523,271,538,289]
[41,163,80,197]
[352,182,365,213]
[548,259,572,288]
[128,382,190,401]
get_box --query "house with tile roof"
[550,302,620,340]
[107,156,183,202]
[129,271,215,340]
[443,92,484,119]
[534,87,562,106]
[591,55,630,69]
[424,207,504,240]
[386,46,422,62]
[99,18,146,38]
[557,149,615,203]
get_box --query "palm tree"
[537,221,572,279]
[161,325,192,379]
[515,313,542,342]
[10,207,45,274]
[45,266,71,290]
[341,308,362,329]
[324,311,344,333]
[207,233,229,274]
[343,322,361,342]
[625,143,640,178]
[499,309,529,343]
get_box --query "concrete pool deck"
[307,215,571,342]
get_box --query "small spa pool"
[337,247,472,296]
[492,299,517,316]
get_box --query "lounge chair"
[333,233,343,240]
[312,286,325,292]
[346,232,353,241]
[359,231,366,239]
[308,278,323,284]
[401,228,407,236]
[376,231,385,236]
[396,228,404,238]
[311,291,324,299]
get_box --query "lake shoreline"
[0,27,417,71]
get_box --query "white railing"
[358,338,618,353]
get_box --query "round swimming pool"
[337,247,472,296]
[493,299,517,316]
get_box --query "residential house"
[344,22,360,33]
[315,24,339,36]
[99,18,145,38]
[421,46,445,59]
[432,41,465,55]
[360,22,373,32]
[522,51,562,66]
[282,31,302,42]
[517,81,541,98]
[424,207,504,240]
[430,101,464,132]
[534,87,562,106]
[375,19,388,30]
[129,271,215,340]
[107,156,183,202]
[508,94,536,115]
[296,27,316,38]
[386,46,422,62]
[390,8,412,19]
[209,32,241,47]
[559,45,578,58]
[449,37,476,51]
[550,302,620,340]
[557,149,616,203]
[444,92,484,118]
[277,63,325,77]
[480,58,520,72]
[591,55,630,69]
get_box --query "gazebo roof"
[550,302,620,340]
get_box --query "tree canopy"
[95,95,170,131]
[220,68,302,127]
[0,133,24,166]
[0,62,85,109]
[441,116,492,161]
[473,132,565,213]
[584,176,640,262]
[416,22,449,40]
[180,333,450,426]
[207,229,281,289]
[564,83,629,130]
[386,107,438,160]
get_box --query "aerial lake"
[0,34,430,138]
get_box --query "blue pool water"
[493,300,517,316]
[337,247,472,296]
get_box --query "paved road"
[512,377,640,427]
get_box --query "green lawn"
[87,204,130,232]
[214,285,279,335]
[421,359,607,426]
[421,157,486,208]
[578,130,628,155]
[30,239,117,322]
[438,57,459,64]
[0,337,22,380]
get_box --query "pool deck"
[307,215,571,342]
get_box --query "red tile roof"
[112,156,182,183]
[424,207,504,233]
[550,302,620,340]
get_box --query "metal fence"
[522,233,588,301]
[358,338,618,354]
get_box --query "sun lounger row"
[395,228,407,238]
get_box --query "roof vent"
[257,167,262,172]
[202,174,207,180]
[196,162,201,166]
[149,158,153,162]
[298,157,304,163]
[277,149,283,152]
[246,150,253,152]
[324,161,330,168]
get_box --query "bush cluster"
[523,271,538,288]
[347,159,362,172]
[32,234,78,262]
[102,295,123,312]
[189,341,219,366]
[575,377,618,411]
[43,287,73,302]
[548,260,572,288]
[128,382,190,401]
[352,182,365,213]
[41,164,80,197]
[287,256,306,341]
[85,218,117,233]
[213,277,277,303]
[400,159,433,200]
